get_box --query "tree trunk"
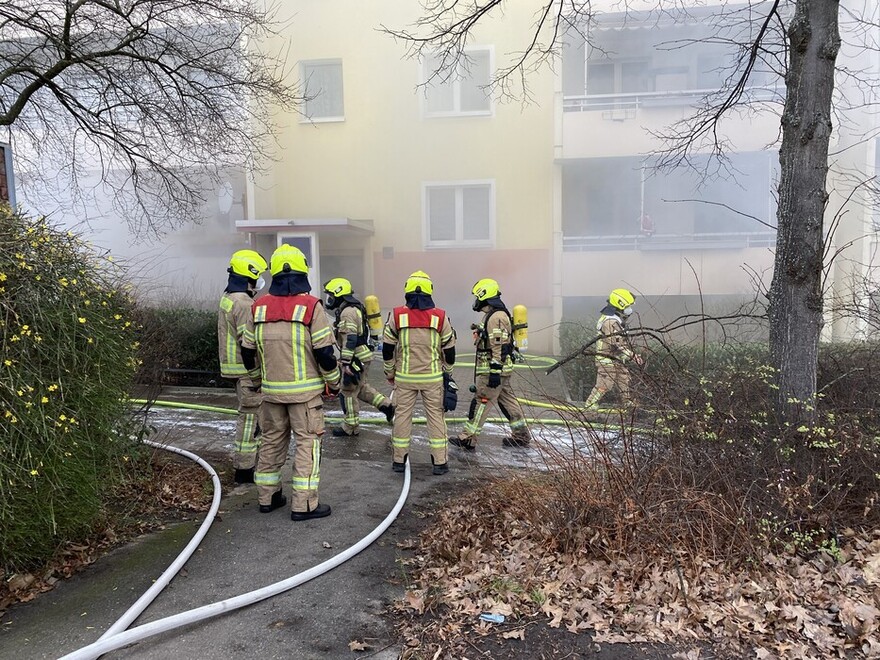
[769,0,840,427]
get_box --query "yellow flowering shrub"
[0,208,141,570]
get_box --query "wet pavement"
[1,358,614,659]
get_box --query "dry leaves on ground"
[397,499,880,660]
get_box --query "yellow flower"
[78,317,86,324]
[48,384,58,392]
[87,337,94,344]
[41,396,48,403]
[3,359,11,366]
[30,469,38,476]
[114,314,122,320]
[21,325,28,331]
[59,414,67,421]
[16,390,23,396]
[0,272,6,282]
[59,277,69,287]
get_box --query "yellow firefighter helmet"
[608,288,636,313]
[404,270,433,295]
[228,249,267,280]
[270,244,309,276]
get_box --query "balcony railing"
[563,86,782,112]
[563,231,777,251]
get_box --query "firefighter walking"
[217,249,267,484]
[450,278,531,450]
[584,288,644,410]
[242,245,341,521]
[382,271,457,475]
[323,278,394,436]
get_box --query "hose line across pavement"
[59,407,413,660]
[62,368,633,659]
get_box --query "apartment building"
[241,1,557,352]
[53,1,877,352]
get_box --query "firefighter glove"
[342,357,363,387]
[443,374,458,412]
[487,371,502,389]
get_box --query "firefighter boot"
[291,502,332,521]
[234,467,255,484]
[431,455,449,476]
[331,426,358,437]
[393,454,408,473]
[502,437,531,448]
[258,489,287,513]
[448,436,476,451]
[379,403,395,424]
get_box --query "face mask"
[472,298,483,312]
[255,275,266,291]
[325,294,337,309]
[622,306,633,317]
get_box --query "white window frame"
[421,47,494,118]
[276,231,321,297]
[299,59,344,123]
[422,179,495,249]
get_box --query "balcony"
[563,231,776,252]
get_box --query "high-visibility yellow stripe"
[255,472,280,486]
[262,378,324,395]
[395,372,443,384]
[392,437,410,448]
[311,326,331,343]
[254,306,267,323]
[219,297,233,312]
[220,363,248,376]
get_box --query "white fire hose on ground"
[59,402,412,660]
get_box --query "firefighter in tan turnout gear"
[322,277,394,436]
[383,271,457,475]
[217,249,267,484]
[450,278,531,450]
[241,244,341,521]
[584,288,644,410]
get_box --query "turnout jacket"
[243,293,341,403]
[474,308,515,376]
[595,312,636,365]
[218,291,257,378]
[334,304,373,365]
[383,306,455,385]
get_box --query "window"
[301,60,344,121]
[562,12,780,107]
[562,152,777,245]
[424,181,494,247]
[423,49,492,116]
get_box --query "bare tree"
[0,0,299,237]
[387,0,869,427]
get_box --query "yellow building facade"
[236,1,879,354]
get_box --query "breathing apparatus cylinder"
[364,294,383,345]
[512,304,529,351]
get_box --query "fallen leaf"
[348,640,371,652]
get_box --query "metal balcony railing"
[563,231,777,251]
[562,86,782,112]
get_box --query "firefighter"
[322,277,394,436]
[218,249,267,484]
[584,288,644,410]
[241,244,341,521]
[449,278,531,450]
[382,271,457,475]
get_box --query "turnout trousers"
[340,363,388,434]
[233,378,262,470]
[255,395,324,513]
[391,381,447,466]
[585,361,632,408]
[459,374,530,446]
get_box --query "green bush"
[0,210,142,571]
[134,306,220,388]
